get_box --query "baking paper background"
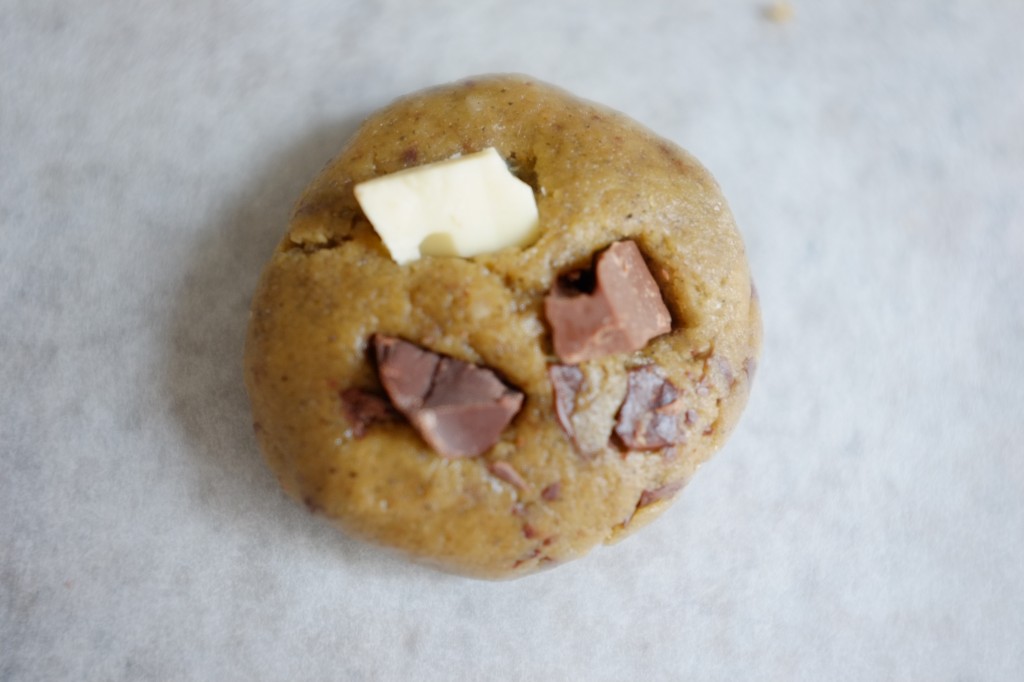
[2,1,1023,680]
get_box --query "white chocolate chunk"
[354,147,540,264]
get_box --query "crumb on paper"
[762,1,794,23]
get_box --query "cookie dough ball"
[244,75,761,579]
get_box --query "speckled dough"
[244,75,761,579]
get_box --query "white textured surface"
[2,2,1023,680]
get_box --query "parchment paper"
[2,1,1023,679]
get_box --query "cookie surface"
[244,75,761,578]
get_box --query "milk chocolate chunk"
[488,461,528,491]
[541,482,562,502]
[548,364,585,448]
[614,365,686,450]
[544,240,672,363]
[637,480,686,509]
[743,357,758,382]
[339,388,398,438]
[374,336,524,458]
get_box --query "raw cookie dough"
[244,74,761,579]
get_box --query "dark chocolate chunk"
[614,365,686,451]
[339,388,398,438]
[544,240,672,363]
[374,336,524,458]
[548,364,584,448]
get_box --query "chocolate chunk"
[512,547,542,569]
[712,355,735,387]
[544,240,672,363]
[339,388,398,438]
[614,365,686,450]
[374,336,524,458]
[637,480,686,509]
[373,337,439,413]
[548,364,584,448]
[743,357,758,382]
[488,461,528,491]
[541,482,561,502]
